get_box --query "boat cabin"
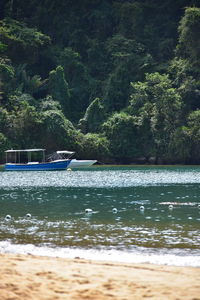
[5,149,46,164]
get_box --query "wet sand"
[0,253,200,299]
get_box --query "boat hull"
[68,159,97,168]
[5,160,71,171]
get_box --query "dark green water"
[0,166,200,266]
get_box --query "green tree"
[129,72,183,162]
[178,7,200,70]
[53,47,95,121]
[0,106,9,134]
[39,100,82,152]
[103,34,153,112]
[6,97,42,148]
[48,65,71,119]
[79,97,106,133]
[0,59,14,101]
[169,110,200,164]
[40,95,61,112]
[185,110,200,163]
[12,64,46,98]
[102,112,141,163]
[80,133,110,161]
[0,18,50,64]
[113,2,143,40]
[0,132,8,162]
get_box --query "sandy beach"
[0,254,200,300]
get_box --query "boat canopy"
[56,150,75,155]
[5,149,45,153]
[5,149,46,164]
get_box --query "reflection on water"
[0,166,200,266]
[1,165,200,188]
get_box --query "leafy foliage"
[129,72,183,162]
[0,18,50,64]
[102,112,142,163]
[178,7,200,68]
[48,66,71,119]
[80,133,110,161]
[0,2,200,164]
[79,97,106,133]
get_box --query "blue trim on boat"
[5,160,71,171]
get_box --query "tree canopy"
[0,1,200,164]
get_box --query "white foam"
[0,241,199,267]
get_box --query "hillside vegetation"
[0,0,200,164]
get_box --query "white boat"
[51,151,97,168]
[69,159,97,168]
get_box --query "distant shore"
[1,253,200,299]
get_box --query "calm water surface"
[0,166,200,266]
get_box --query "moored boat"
[69,159,97,168]
[49,151,97,168]
[4,149,71,171]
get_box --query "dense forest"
[0,0,200,164]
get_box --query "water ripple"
[1,168,200,188]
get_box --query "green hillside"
[0,0,200,164]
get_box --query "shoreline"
[1,253,200,299]
[1,244,200,268]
